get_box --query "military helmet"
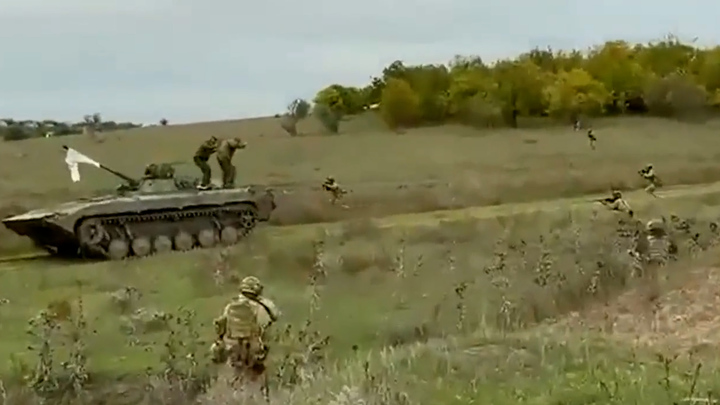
[240,276,263,296]
[326,176,334,182]
[646,163,653,169]
[612,190,622,198]
[646,219,664,231]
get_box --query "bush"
[379,78,421,130]
[2,126,32,141]
[313,104,342,134]
[280,99,311,136]
[644,73,709,118]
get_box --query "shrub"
[379,78,421,130]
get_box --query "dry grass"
[3,115,720,254]
[4,115,720,403]
[1,189,720,403]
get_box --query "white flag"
[63,146,100,182]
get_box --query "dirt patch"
[552,263,720,354]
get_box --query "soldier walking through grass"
[194,136,220,190]
[216,137,247,189]
[638,164,661,198]
[211,276,280,393]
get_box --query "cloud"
[0,0,717,123]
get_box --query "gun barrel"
[99,164,139,185]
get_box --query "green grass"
[3,116,720,255]
[1,185,720,403]
[4,116,720,404]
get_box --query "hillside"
[3,116,720,257]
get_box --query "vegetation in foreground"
[1,193,720,404]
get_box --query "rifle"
[213,316,227,340]
[594,197,614,205]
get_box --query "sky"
[0,0,718,125]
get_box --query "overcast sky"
[0,0,717,124]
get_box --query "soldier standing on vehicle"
[194,136,220,190]
[216,137,247,189]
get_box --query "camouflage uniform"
[599,190,634,218]
[210,276,280,384]
[143,163,176,179]
[216,137,247,189]
[194,136,220,189]
[322,176,347,205]
[587,129,596,150]
[630,219,677,278]
[639,164,661,197]
[710,222,720,246]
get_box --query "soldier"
[638,164,661,198]
[598,190,634,218]
[322,176,348,207]
[210,276,280,388]
[194,136,220,190]
[143,162,176,179]
[573,118,582,131]
[630,218,677,278]
[216,137,247,189]
[709,222,720,247]
[669,214,691,234]
[587,129,597,150]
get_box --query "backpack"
[225,297,260,340]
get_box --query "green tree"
[492,59,549,127]
[584,41,649,113]
[697,46,720,92]
[280,98,311,136]
[379,78,421,130]
[543,68,611,120]
[644,73,708,118]
[313,103,342,134]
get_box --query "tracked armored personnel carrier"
[2,160,276,260]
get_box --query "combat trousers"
[193,156,212,186]
[217,158,236,189]
[224,337,267,381]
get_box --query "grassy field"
[2,180,720,403]
[3,115,720,255]
[3,115,720,404]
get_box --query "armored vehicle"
[2,160,276,260]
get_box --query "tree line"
[290,35,720,132]
[0,114,152,141]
